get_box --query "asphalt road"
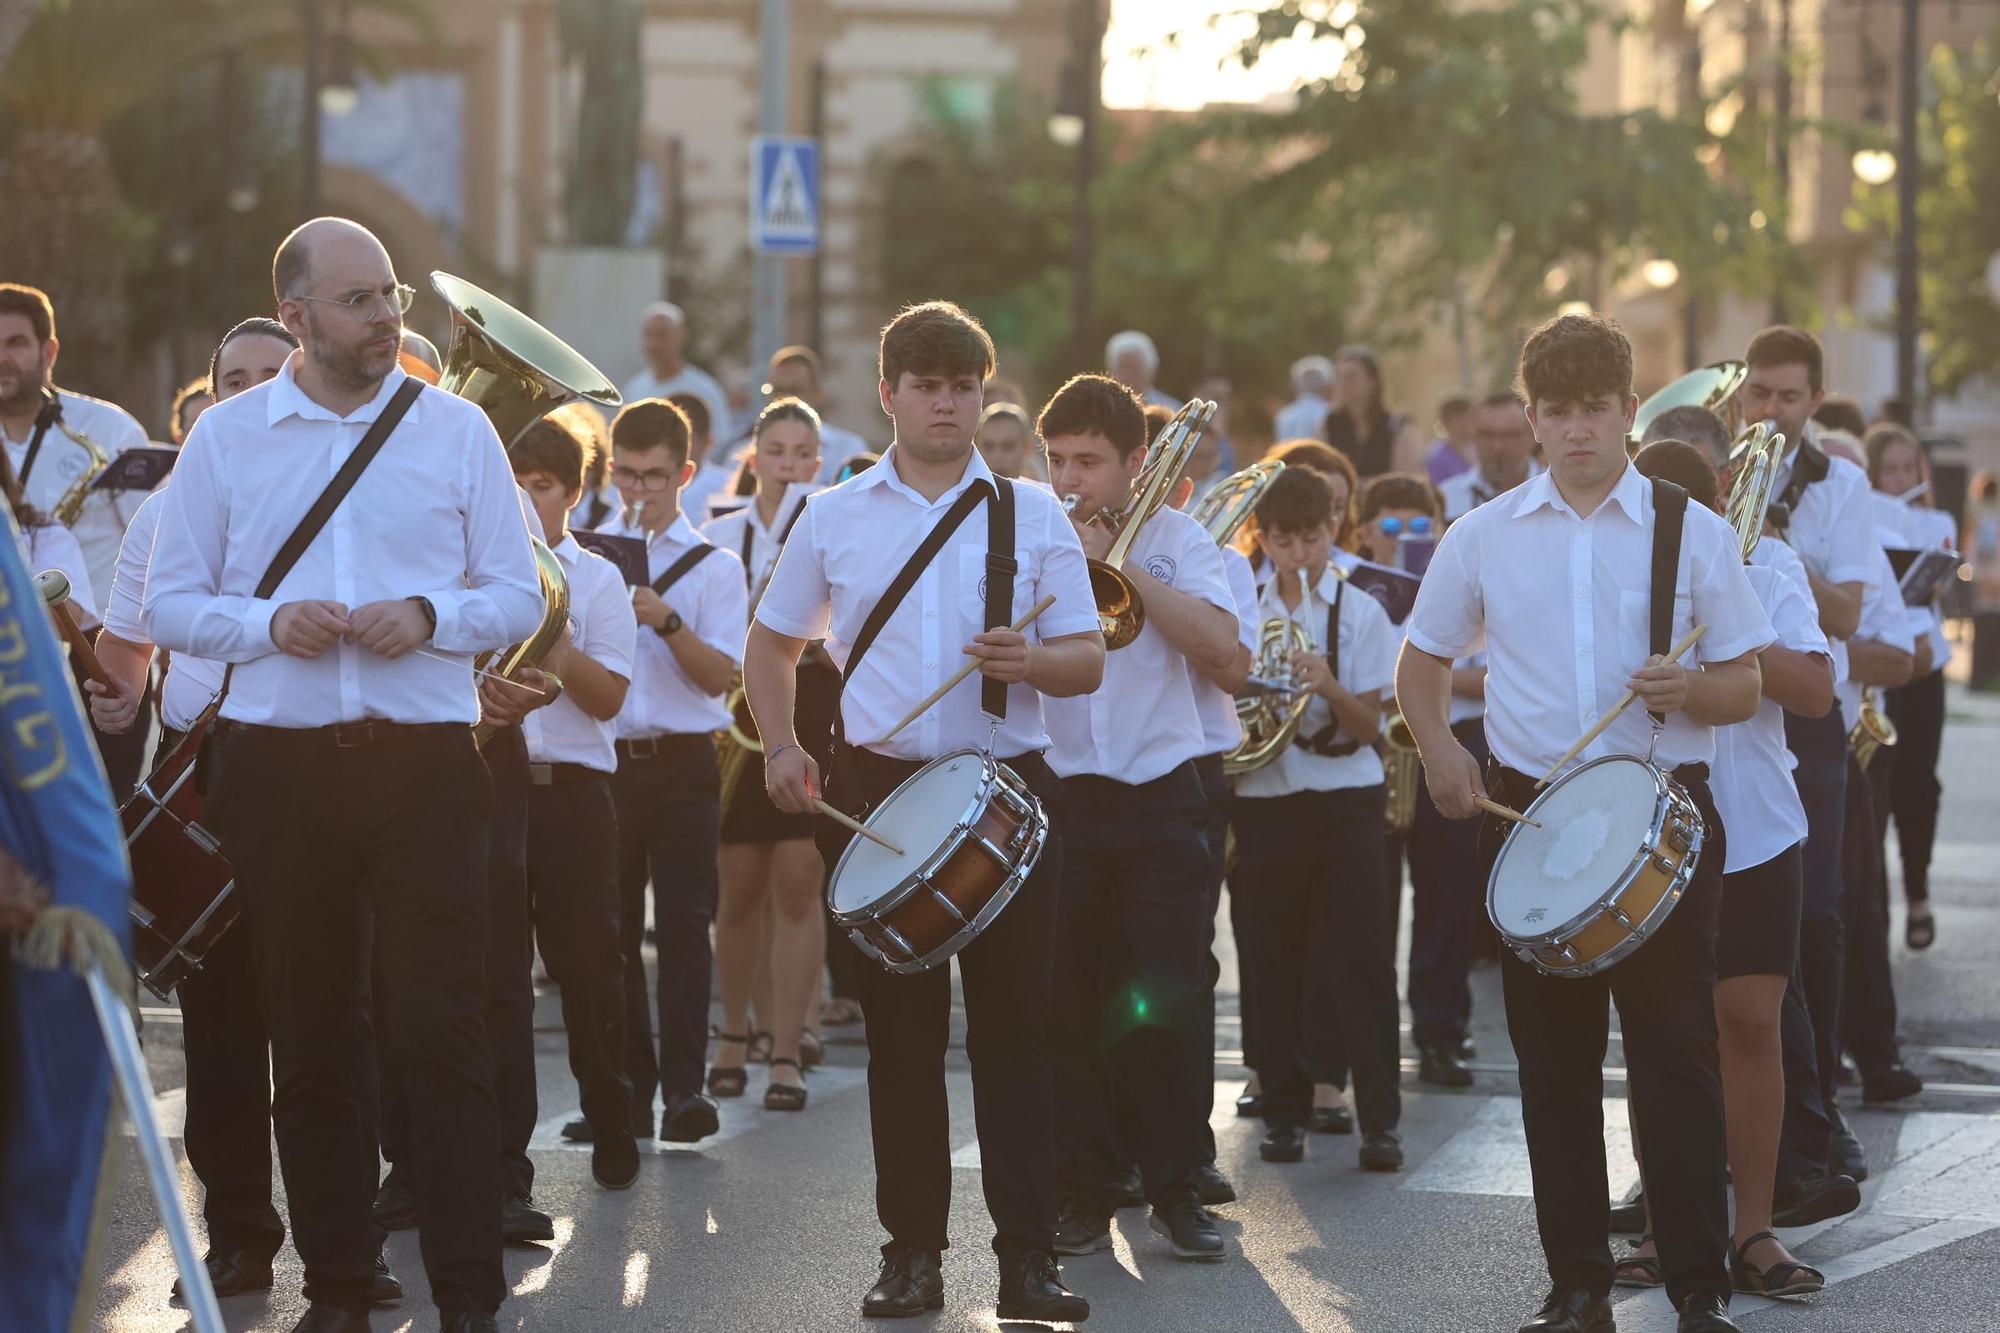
[92,685,2000,1332]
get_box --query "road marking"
[512,1215,573,1296]
[621,1249,650,1307]
[1403,1095,1641,1200]
[526,1066,867,1153]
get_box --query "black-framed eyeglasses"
[611,465,677,493]
[298,284,416,319]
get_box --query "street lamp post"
[1895,0,1920,417]
[1065,0,1102,367]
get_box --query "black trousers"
[211,723,503,1315]
[528,774,631,1136]
[1052,762,1214,1209]
[1234,784,1401,1136]
[614,736,720,1113]
[1781,710,1848,1118]
[1842,752,1903,1075]
[1487,762,1730,1309]
[818,747,1064,1262]
[1885,668,1945,902]
[378,723,537,1202]
[1192,752,1230,1164]
[1408,719,1489,1048]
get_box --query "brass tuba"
[1382,713,1422,833]
[1632,360,1748,445]
[1063,398,1217,650]
[21,390,110,525]
[1849,685,1898,772]
[1189,460,1283,547]
[1225,614,1315,775]
[428,272,622,738]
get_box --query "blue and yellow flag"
[0,509,134,1332]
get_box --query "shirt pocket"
[1617,588,1695,666]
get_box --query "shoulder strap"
[18,392,59,488]
[1293,575,1357,757]
[652,542,718,597]
[981,479,1016,719]
[1649,476,1689,723]
[1770,437,1829,534]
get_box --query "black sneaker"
[996,1250,1089,1322]
[1235,1082,1263,1118]
[660,1091,720,1144]
[1260,1125,1306,1163]
[1148,1186,1225,1261]
[861,1247,944,1318]
[1772,1171,1860,1227]
[1829,1111,1869,1183]
[172,1248,275,1302]
[502,1193,556,1244]
[1309,1104,1354,1135]
[372,1170,419,1232]
[366,1248,402,1305]
[1358,1131,1404,1172]
[560,1117,593,1143]
[1108,1161,1145,1210]
[1053,1199,1112,1256]
[1861,1065,1923,1104]
[593,1127,641,1190]
[1189,1161,1237,1205]
[1418,1044,1475,1089]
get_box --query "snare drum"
[121,712,238,1001]
[827,749,1048,974]
[1486,755,1705,977]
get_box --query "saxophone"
[1848,685,1898,772]
[22,390,109,525]
[1382,713,1422,834]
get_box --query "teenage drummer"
[1397,312,1773,1333]
[744,301,1104,1323]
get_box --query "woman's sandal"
[764,1056,809,1112]
[706,1032,750,1098]
[1731,1230,1824,1297]
[1614,1235,1665,1289]
[746,1029,775,1065]
[1906,906,1937,950]
[800,1029,824,1070]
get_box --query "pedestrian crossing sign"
[750,136,820,257]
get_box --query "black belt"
[217,719,468,749]
[529,760,610,786]
[616,734,713,762]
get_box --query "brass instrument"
[1632,360,1748,445]
[1382,713,1422,833]
[22,390,110,525]
[1189,460,1283,547]
[1849,685,1898,772]
[429,271,622,738]
[1720,420,1785,560]
[1062,398,1217,650]
[1225,614,1315,775]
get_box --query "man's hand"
[271,600,350,659]
[1070,514,1114,563]
[1290,649,1335,700]
[346,600,432,659]
[1627,654,1690,715]
[478,666,556,727]
[1422,739,1487,820]
[631,586,671,631]
[766,743,821,815]
[84,677,141,735]
[964,627,1032,685]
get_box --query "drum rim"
[826,748,1006,924]
[1486,754,1677,948]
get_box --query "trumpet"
[1849,685,1898,772]
[1225,615,1315,775]
[1382,713,1422,833]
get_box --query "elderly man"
[622,302,726,446]
[1274,355,1334,442]
[1106,330,1180,410]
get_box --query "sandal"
[1731,1230,1824,1297]
[706,1031,749,1098]
[764,1057,809,1112]
[1614,1234,1664,1289]
[746,1029,774,1065]
[1906,905,1936,950]
[800,1029,824,1070]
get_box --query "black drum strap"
[1648,476,1689,724]
[981,478,1016,720]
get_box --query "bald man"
[145,216,542,1333]
[620,301,726,448]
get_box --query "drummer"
[744,301,1103,1323]
[1398,311,1773,1333]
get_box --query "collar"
[549,532,583,565]
[858,444,994,508]
[267,360,418,428]
[749,484,805,537]
[648,512,702,551]
[1260,563,1342,613]
[1511,460,1645,523]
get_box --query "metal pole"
[1770,0,1792,324]
[217,47,240,332]
[751,0,791,401]
[1070,0,1101,366]
[301,0,324,217]
[808,57,827,356]
[1681,10,1702,367]
[1895,0,1920,416]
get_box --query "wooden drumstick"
[1537,623,1708,788]
[815,799,904,856]
[36,570,115,690]
[876,594,1058,744]
[1474,796,1541,828]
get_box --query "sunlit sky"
[1102,1,1342,111]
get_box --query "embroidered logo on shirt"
[1144,554,1178,583]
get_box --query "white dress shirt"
[620,362,728,452]
[2,387,150,619]
[17,518,97,634]
[680,455,745,529]
[815,423,874,486]
[1406,463,1774,780]
[1871,492,1954,673]
[756,445,1098,762]
[1836,541,1919,732]
[1439,463,1542,524]
[1273,393,1331,443]
[522,536,637,771]
[101,488,223,731]
[700,484,813,603]
[600,511,747,738]
[1713,548,1826,872]
[1045,506,1234,784]
[1774,424,1880,600]
[1235,565,1397,797]
[1194,543,1260,757]
[142,364,544,727]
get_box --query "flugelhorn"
[1849,685,1898,772]
[1189,460,1283,547]
[1382,713,1422,833]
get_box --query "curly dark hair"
[1516,312,1634,408]
[878,300,996,387]
[1037,373,1148,459]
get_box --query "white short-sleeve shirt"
[100,487,225,732]
[1193,543,1260,757]
[1045,506,1236,784]
[1234,564,1397,797]
[1836,541,1919,732]
[1438,464,1541,524]
[700,485,813,604]
[1405,463,1774,780]
[2,387,151,619]
[598,512,748,738]
[1774,428,1881,598]
[521,537,638,772]
[755,446,1099,762]
[1871,492,1954,673]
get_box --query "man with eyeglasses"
[144,218,543,1333]
[1439,392,1542,524]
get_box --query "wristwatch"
[662,610,684,636]
[408,595,437,633]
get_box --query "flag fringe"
[12,906,133,1003]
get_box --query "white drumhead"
[829,752,989,913]
[1490,757,1662,934]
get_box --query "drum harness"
[1643,476,1690,765]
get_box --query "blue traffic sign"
[750,136,820,257]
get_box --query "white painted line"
[527,1066,867,1154]
[1403,1095,1640,1201]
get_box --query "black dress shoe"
[1310,1104,1354,1135]
[1829,1123,1869,1183]
[366,1249,402,1305]
[560,1117,593,1143]
[861,1247,944,1318]
[174,1247,276,1301]
[1260,1125,1307,1163]
[996,1250,1089,1322]
[1608,1185,1647,1234]
[1189,1161,1237,1205]
[1772,1171,1860,1227]
[1148,1185,1225,1261]
[372,1171,418,1232]
[1235,1083,1263,1118]
[439,1314,500,1333]
[1108,1161,1145,1209]
[1054,1198,1112,1255]
[1418,1044,1475,1088]
[502,1193,556,1244]
[288,1305,371,1333]
[1861,1065,1923,1104]
[1676,1290,1740,1331]
[1358,1131,1404,1172]
[660,1090,720,1143]
[1518,1286,1612,1332]
[593,1126,642,1190]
